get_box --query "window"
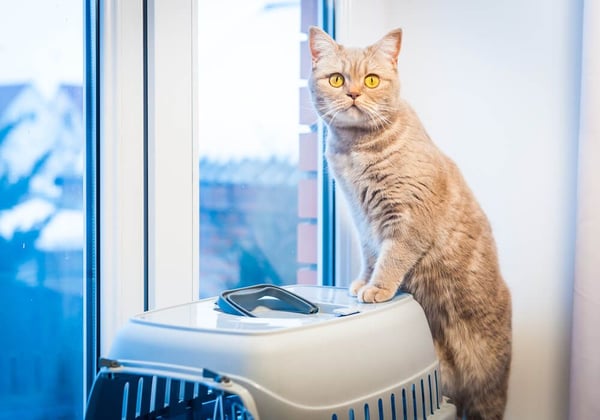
[197,0,323,297]
[95,0,334,370]
[0,1,84,418]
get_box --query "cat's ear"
[309,26,338,67]
[373,28,403,66]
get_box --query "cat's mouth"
[346,103,365,116]
[344,99,360,110]
[325,101,367,124]
[337,101,389,130]
[321,101,373,128]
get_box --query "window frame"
[84,0,99,398]
[145,0,199,308]
[96,0,146,358]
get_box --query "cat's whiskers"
[321,99,348,126]
[358,101,392,131]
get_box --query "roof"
[0,83,28,118]
[57,83,83,110]
[200,157,300,187]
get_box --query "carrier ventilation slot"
[434,370,440,409]
[121,382,129,420]
[329,369,440,420]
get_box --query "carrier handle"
[217,284,319,317]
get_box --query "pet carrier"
[86,285,456,419]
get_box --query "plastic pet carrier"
[86,285,456,419]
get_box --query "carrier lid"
[132,285,410,334]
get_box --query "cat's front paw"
[349,279,367,297]
[357,284,396,303]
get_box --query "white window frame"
[99,0,146,355]
[146,0,199,308]
[98,0,198,354]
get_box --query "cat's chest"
[326,150,378,214]
[326,151,367,188]
[326,150,378,240]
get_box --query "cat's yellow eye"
[364,74,380,89]
[329,73,345,88]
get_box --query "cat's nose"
[347,92,361,100]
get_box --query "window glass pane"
[0,1,84,418]
[197,0,319,297]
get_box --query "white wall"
[336,1,581,418]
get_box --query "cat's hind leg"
[447,349,508,420]
[462,378,508,420]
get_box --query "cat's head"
[308,27,402,131]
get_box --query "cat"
[308,26,512,420]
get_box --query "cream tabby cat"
[308,27,512,419]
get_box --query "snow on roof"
[0,198,55,240]
[199,157,300,187]
[35,209,83,251]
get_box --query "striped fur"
[308,27,512,420]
